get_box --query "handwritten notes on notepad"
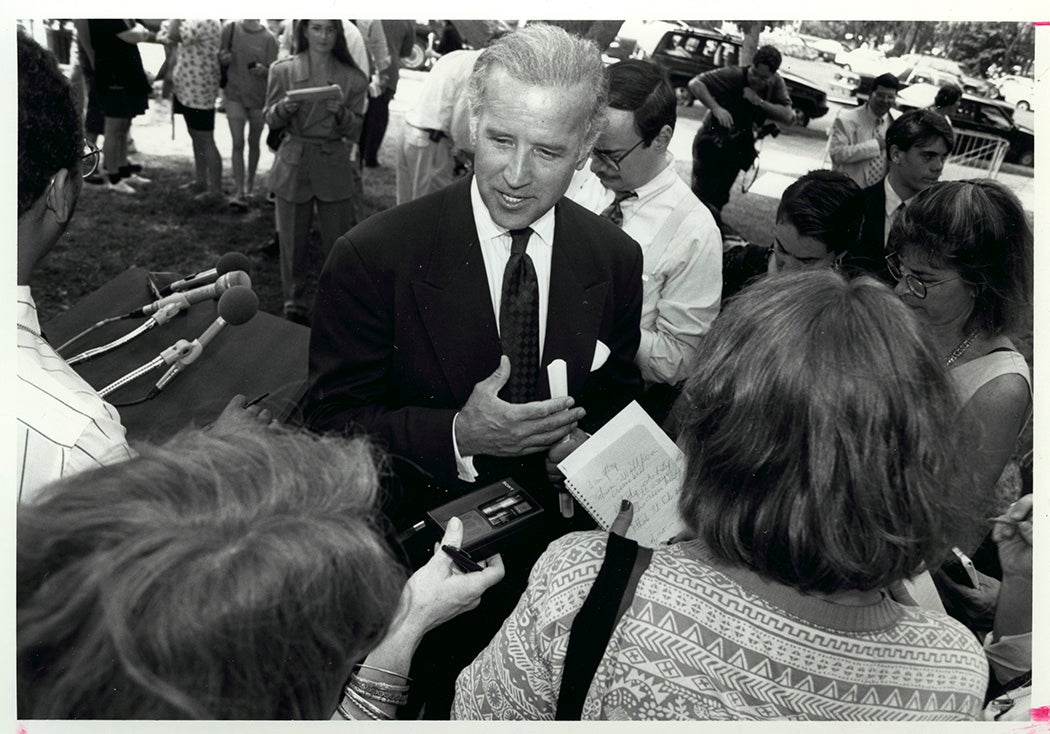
[557,401,686,547]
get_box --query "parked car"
[897,53,993,97]
[639,26,829,127]
[897,82,1034,167]
[799,34,848,63]
[993,74,1035,111]
[834,47,888,75]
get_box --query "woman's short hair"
[776,169,865,256]
[677,270,966,594]
[607,59,676,145]
[18,31,81,217]
[887,179,1032,335]
[468,23,608,156]
[294,20,356,70]
[934,82,963,109]
[18,426,405,719]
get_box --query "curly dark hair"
[18,31,82,217]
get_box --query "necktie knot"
[600,190,637,227]
[509,227,533,256]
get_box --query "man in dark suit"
[853,108,954,282]
[302,24,644,715]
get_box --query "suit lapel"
[412,180,502,402]
[541,201,607,399]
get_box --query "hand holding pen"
[396,517,504,635]
[990,494,1033,578]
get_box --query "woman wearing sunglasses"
[885,180,1031,562]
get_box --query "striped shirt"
[16,286,132,503]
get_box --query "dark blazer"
[850,180,894,284]
[302,177,644,511]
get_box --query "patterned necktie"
[599,190,638,227]
[499,228,539,403]
[865,117,887,186]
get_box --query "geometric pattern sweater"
[453,531,987,721]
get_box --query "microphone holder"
[97,338,200,398]
[66,303,184,366]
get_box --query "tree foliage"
[797,20,1034,76]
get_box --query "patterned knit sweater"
[453,531,987,721]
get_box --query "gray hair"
[467,23,608,156]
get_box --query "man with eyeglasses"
[566,59,721,421]
[851,108,954,282]
[828,72,901,188]
[687,44,794,220]
[16,32,134,502]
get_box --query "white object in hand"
[547,359,568,398]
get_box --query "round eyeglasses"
[591,138,645,172]
[80,140,101,179]
[885,252,961,299]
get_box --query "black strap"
[555,533,652,720]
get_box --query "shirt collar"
[884,176,905,217]
[628,151,677,202]
[470,176,556,247]
[16,285,41,336]
[862,103,883,126]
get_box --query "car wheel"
[403,38,429,71]
[1016,100,1030,111]
[1018,149,1034,167]
[792,106,810,127]
[674,86,694,107]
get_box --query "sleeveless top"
[949,341,1031,410]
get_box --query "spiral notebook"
[557,401,686,547]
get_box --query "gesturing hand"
[455,356,586,458]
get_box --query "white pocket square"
[590,340,610,372]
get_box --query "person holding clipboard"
[264,20,368,325]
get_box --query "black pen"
[441,544,483,573]
[243,392,270,408]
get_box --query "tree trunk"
[737,22,762,66]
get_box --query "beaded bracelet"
[350,672,409,693]
[348,675,409,707]
[342,686,391,720]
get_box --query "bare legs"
[227,107,265,199]
[187,127,223,196]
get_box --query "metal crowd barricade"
[942,128,1010,180]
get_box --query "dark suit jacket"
[849,180,894,284]
[302,177,644,516]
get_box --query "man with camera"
[687,44,794,222]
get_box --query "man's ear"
[45,168,80,225]
[652,124,674,152]
[889,145,902,165]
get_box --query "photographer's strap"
[555,532,652,720]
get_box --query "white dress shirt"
[453,179,557,481]
[567,154,722,385]
[17,286,133,503]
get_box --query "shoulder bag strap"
[555,532,653,720]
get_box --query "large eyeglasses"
[79,140,101,179]
[885,251,961,299]
[591,138,644,172]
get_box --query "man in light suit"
[302,22,644,716]
[828,72,901,188]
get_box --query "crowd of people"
[17,21,1034,722]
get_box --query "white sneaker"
[106,180,136,194]
[125,173,152,186]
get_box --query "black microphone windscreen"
[216,252,252,276]
[216,286,259,325]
